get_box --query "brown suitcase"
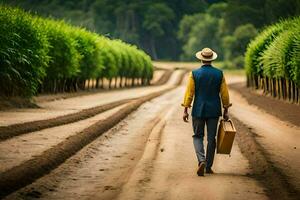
[217,119,236,154]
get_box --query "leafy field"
[245,17,300,103]
[0,6,153,97]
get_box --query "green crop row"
[245,17,300,103]
[0,6,153,97]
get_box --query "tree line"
[1,0,300,62]
[245,17,300,104]
[1,0,209,60]
[178,0,300,67]
[0,6,153,97]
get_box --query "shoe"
[197,162,206,176]
[206,168,214,174]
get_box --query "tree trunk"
[246,75,250,87]
[150,38,158,60]
[109,79,112,89]
[119,77,123,88]
[115,77,118,88]
[292,81,295,103]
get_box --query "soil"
[151,69,173,86]
[229,82,300,127]
[229,85,300,195]
[0,103,129,174]
[0,87,174,198]
[34,69,172,104]
[1,72,299,200]
[0,69,171,111]
[0,70,184,127]
[4,86,268,200]
[0,70,186,198]
[0,99,131,141]
[0,96,39,110]
[233,115,299,200]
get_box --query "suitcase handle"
[220,119,236,132]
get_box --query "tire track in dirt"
[114,92,267,200]
[114,110,170,200]
[3,87,181,200]
[0,103,129,174]
[0,70,186,198]
[0,69,177,142]
[233,116,299,200]
[152,69,173,86]
[229,86,300,193]
[0,99,131,141]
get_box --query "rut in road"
[5,73,269,200]
[3,85,184,200]
[4,85,268,200]
[0,70,176,141]
[228,84,300,199]
[0,69,182,128]
[0,70,186,198]
[0,99,131,141]
[4,72,297,200]
[114,99,267,200]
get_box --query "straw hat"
[195,48,218,61]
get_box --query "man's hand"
[183,107,189,122]
[223,108,229,121]
[183,112,189,122]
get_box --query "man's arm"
[182,72,195,122]
[220,74,231,120]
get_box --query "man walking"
[181,47,231,176]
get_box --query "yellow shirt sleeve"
[220,75,230,108]
[181,72,195,108]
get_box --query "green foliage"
[224,3,263,33]
[42,19,81,80]
[221,24,257,63]
[72,28,103,80]
[177,14,203,44]
[245,22,286,75]
[0,6,50,97]
[260,29,294,79]
[207,2,227,19]
[245,17,300,85]
[143,3,175,37]
[2,0,300,60]
[232,56,245,69]
[264,0,300,23]
[233,24,258,56]
[178,2,260,64]
[290,31,300,85]
[178,0,300,63]
[179,13,221,60]
[1,0,209,60]
[0,5,153,97]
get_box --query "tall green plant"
[1,5,154,96]
[72,28,103,80]
[245,21,286,76]
[290,28,300,86]
[0,6,49,97]
[42,19,81,81]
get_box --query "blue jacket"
[191,65,223,118]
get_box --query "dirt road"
[1,72,299,200]
[4,85,268,200]
[0,70,180,126]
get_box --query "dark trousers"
[192,117,219,169]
